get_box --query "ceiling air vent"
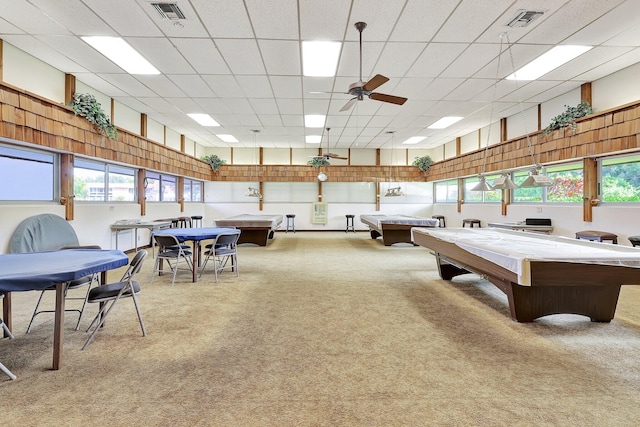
[506,10,544,27]
[151,2,186,20]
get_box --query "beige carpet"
[2,231,640,426]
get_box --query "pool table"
[360,214,439,246]
[214,214,283,246]
[411,227,640,322]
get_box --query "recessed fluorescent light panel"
[428,117,463,129]
[216,134,238,143]
[306,135,322,144]
[304,114,326,128]
[302,41,341,77]
[402,136,427,145]
[81,36,160,75]
[188,114,220,127]
[506,45,593,81]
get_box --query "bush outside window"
[601,154,640,202]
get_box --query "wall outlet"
[536,207,542,213]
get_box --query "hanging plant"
[307,157,331,168]
[201,154,227,172]
[69,93,118,140]
[412,155,434,173]
[542,101,593,134]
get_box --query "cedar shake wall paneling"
[0,83,211,181]
[427,101,640,182]
[3,82,640,184]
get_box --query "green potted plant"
[201,154,227,172]
[69,93,118,140]
[307,157,331,168]
[412,155,434,173]
[542,101,593,134]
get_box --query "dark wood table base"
[237,227,275,246]
[413,231,636,323]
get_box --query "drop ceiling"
[1,0,639,150]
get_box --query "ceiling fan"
[311,128,348,160]
[339,22,408,112]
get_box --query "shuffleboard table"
[411,227,640,322]
[214,214,283,246]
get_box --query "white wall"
[2,43,65,103]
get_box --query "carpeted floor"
[2,231,640,426]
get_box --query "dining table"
[0,249,129,370]
[152,227,241,282]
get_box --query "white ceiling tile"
[0,1,73,35]
[390,1,459,42]
[336,41,385,79]
[258,40,301,76]
[74,73,128,97]
[432,0,514,43]
[190,0,254,38]
[95,73,157,96]
[167,75,216,98]
[216,39,266,75]
[249,98,280,115]
[373,43,427,78]
[127,37,195,74]
[246,0,299,39]
[236,76,274,98]
[299,0,351,40]
[135,75,186,97]
[200,75,243,98]
[270,76,303,98]
[257,115,284,127]
[171,38,230,74]
[406,43,469,78]
[28,0,112,35]
[276,99,303,115]
[83,0,163,37]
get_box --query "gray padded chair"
[82,250,148,350]
[151,234,193,286]
[199,232,240,282]
[9,214,101,332]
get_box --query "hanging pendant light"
[500,32,552,189]
[245,129,263,199]
[470,176,494,192]
[519,165,553,188]
[492,173,518,189]
[384,130,403,196]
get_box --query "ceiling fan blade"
[339,97,358,112]
[362,74,389,92]
[370,92,408,106]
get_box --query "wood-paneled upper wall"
[1,81,639,183]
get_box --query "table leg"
[192,241,199,282]
[134,229,139,252]
[2,292,11,337]
[53,282,66,370]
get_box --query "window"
[74,159,135,202]
[463,175,501,203]
[0,144,55,201]
[512,170,543,202]
[434,180,458,203]
[145,172,176,202]
[183,179,203,202]
[546,163,583,202]
[601,154,640,202]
